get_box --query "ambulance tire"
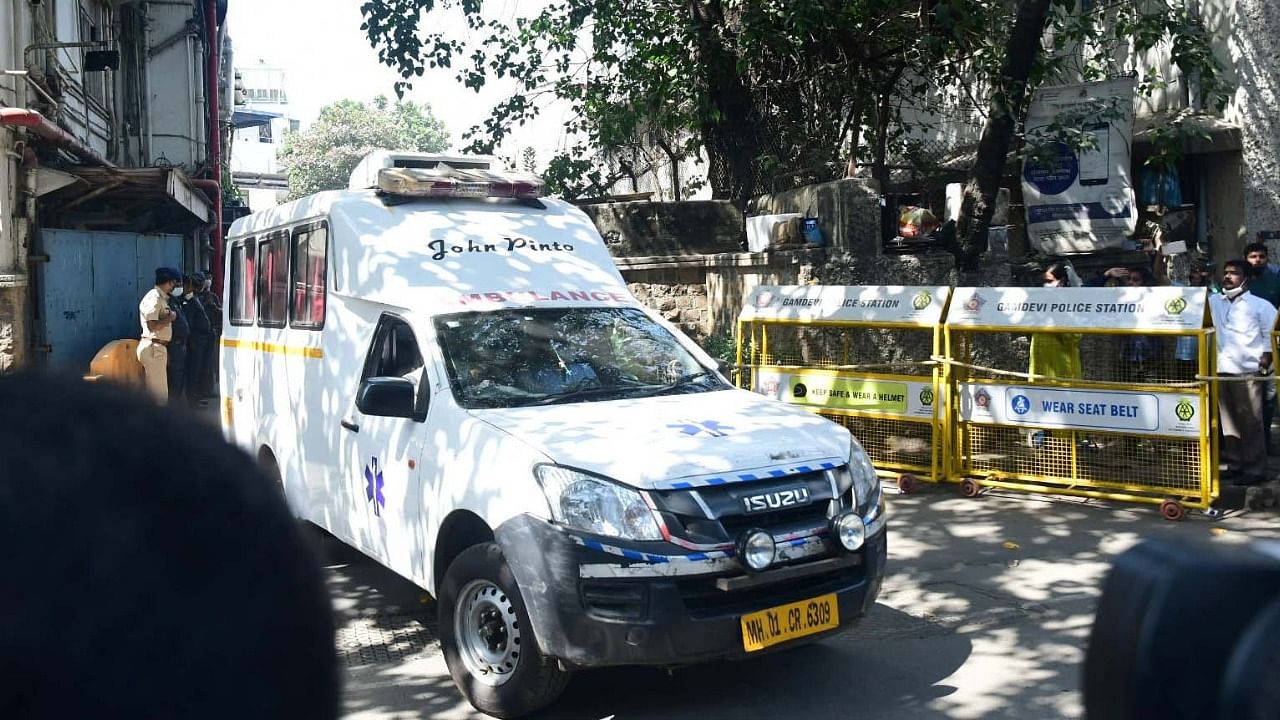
[439,542,570,718]
[258,448,284,498]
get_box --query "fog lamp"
[833,511,866,552]
[737,529,776,572]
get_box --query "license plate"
[740,593,839,652]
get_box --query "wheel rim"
[454,579,522,687]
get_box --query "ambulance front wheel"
[439,542,570,718]
[897,474,920,494]
[960,478,982,498]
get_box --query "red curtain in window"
[243,249,256,321]
[309,240,325,325]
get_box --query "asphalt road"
[321,487,1280,720]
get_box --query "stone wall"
[621,264,711,337]
[579,200,744,256]
[618,249,825,340]
[600,181,1030,376]
[748,178,882,255]
[0,284,27,373]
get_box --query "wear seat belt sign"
[959,384,1199,437]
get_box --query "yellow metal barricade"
[736,285,952,492]
[943,286,1216,519]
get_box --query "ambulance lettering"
[428,236,575,261]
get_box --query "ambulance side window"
[228,239,255,326]
[290,222,327,330]
[256,231,289,328]
[359,315,429,419]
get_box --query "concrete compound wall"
[579,200,744,257]
[594,180,1029,375]
[748,178,882,255]
[1232,0,1280,240]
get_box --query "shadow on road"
[320,483,1278,719]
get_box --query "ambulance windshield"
[435,307,728,408]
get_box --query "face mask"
[1224,285,1245,299]
[184,292,194,300]
[170,286,184,297]
[1043,282,1060,288]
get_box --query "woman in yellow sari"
[1030,262,1083,379]
[1028,262,1082,448]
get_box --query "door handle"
[341,419,360,434]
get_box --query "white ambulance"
[220,152,887,718]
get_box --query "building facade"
[895,0,1279,262]
[0,0,230,371]
[230,59,293,210]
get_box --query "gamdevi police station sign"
[945,286,1208,333]
[947,286,1208,438]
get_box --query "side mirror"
[716,359,734,377]
[356,377,416,419]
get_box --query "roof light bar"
[377,166,545,200]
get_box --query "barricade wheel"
[960,479,982,498]
[1159,499,1186,522]
[897,474,920,495]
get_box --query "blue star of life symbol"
[364,457,386,516]
[1011,394,1032,416]
[669,420,735,438]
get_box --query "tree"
[952,0,1234,269]
[278,96,448,199]
[358,0,1229,235]
[358,0,979,201]
[953,0,1055,271]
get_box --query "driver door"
[340,314,428,579]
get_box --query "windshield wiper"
[522,384,635,407]
[629,370,719,398]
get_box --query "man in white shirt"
[1209,259,1277,485]
[137,267,181,402]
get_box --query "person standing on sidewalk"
[1173,257,1217,381]
[1243,242,1280,307]
[197,273,223,400]
[1210,259,1277,486]
[1243,242,1280,453]
[137,268,181,402]
[182,274,213,408]
[166,279,192,405]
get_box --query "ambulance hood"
[471,389,851,490]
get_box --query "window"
[289,119,301,133]
[79,1,110,106]
[256,232,289,327]
[290,223,328,329]
[229,240,256,326]
[362,315,428,419]
[364,319,424,381]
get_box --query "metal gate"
[736,285,952,492]
[38,230,183,370]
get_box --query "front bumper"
[494,513,887,668]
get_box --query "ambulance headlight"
[535,465,662,541]
[849,438,881,511]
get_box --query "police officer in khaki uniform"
[138,268,182,402]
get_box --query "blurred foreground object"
[1084,539,1280,720]
[0,372,339,719]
